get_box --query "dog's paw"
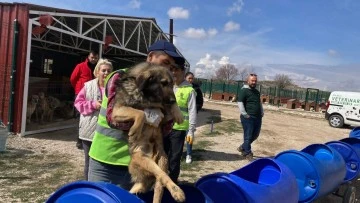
[128,126,142,138]
[171,105,184,124]
[129,183,147,194]
[170,185,186,202]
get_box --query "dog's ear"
[136,71,153,91]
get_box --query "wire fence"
[195,78,331,104]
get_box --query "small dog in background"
[36,92,50,124]
[26,94,39,124]
[47,96,61,122]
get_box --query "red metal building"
[0,3,187,135]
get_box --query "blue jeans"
[163,129,186,183]
[186,142,192,156]
[88,158,132,190]
[82,140,92,180]
[240,115,262,154]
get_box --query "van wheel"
[329,115,344,128]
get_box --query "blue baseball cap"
[148,40,185,66]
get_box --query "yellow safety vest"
[89,69,131,166]
[173,85,194,130]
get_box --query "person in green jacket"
[88,40,185,190]
[237,73,264,161]
[164,64,197,182]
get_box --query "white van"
[325,91,360,128]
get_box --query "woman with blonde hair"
[74,58,113,180]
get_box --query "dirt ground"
[1,100,357,202]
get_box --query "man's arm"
[70,65,80,89]
[237,89,249,117]
[188,90,197,136]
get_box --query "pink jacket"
[75,86,104,115]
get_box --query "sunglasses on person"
[249,73,257,77]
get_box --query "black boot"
[76,138,83,149]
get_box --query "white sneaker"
[185,155,192,164]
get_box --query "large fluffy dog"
[111,62,185,203]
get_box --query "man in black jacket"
[185,72,203,113]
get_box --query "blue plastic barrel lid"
[326,141,360,182]
[46,181,143,203]
[275,151,319,203]
[195,173,248,203]
[350,127,360,138]
[138,184,213,203]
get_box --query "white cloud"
[218,56,231,65]
[183,28,218,39]
[183,28,207,39]
[128,0,141,9]
[328,49,339,57]
[227,0,245,16]
[195,54,220,78]
[224,21,240,32]
[167,7,190,19]
[208,28,218,37]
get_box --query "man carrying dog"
[88,40,185,189]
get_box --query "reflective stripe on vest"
[173,85,194,130]
[89,69,131,166]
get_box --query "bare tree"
[274,74,293,89]
[239,68,248,81]
[215,64,239,81]
[238,64,256,81]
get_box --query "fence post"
[209,79,213,99]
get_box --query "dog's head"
[130,62,176,105]
[38,92,45,99]
[31,95,39,104]
[47,96,61,109]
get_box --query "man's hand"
[186,134,194,145]
[244,114,251,119]
[144,108,164,127]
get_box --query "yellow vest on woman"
[89,70,130,166]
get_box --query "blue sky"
[4,0,360,91]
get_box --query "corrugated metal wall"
[0,3,29,133]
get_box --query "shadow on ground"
[26,127,78,142]
[196,108,222,128]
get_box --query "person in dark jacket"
[185,72,203,113]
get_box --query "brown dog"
[26,94,39,124]
[111,62,185,203]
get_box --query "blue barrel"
[195,158,299,203]
[341,137,360,156]
[349,127,360,138]
[326,140,360,182]
[137,184,213,203]
[46,181,144,203]
[275,144,346,203]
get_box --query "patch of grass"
[215,119,242,134]
[203,119,242,137]
[205,115,222,124]
[0,151,83,202]
[195,140,213,150]
[203,130,221,136]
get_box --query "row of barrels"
[47,127,360,203]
